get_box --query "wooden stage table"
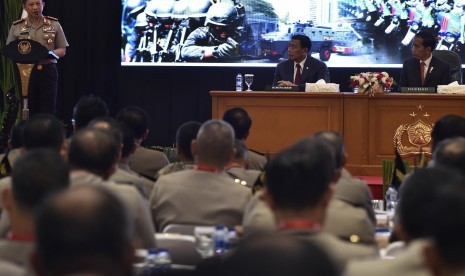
[211,91,465,176]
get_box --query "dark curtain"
[44,0,121,125]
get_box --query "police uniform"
[6,16,69,115]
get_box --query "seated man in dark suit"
[272,34,330,91]
[399,31,451,90]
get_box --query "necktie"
[420,62,426,86]
[295,64,302,85]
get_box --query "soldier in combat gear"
[180,2,246,62]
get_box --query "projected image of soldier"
[181,1,249,62]
[125,0,160,62]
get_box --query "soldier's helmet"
[186,0,212,23]
[156,0,176,26]
[144,0,160,23]
[205,2,240,27]
[172,0,189,23]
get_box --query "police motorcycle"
[401,0,437,46]
[374,0,393,28]
[384,0,408,36]
[436,0,465,51]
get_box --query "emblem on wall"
[393,105,433,156]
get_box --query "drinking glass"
[194,226,215,258]
[244,74,254,91]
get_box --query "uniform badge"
[20,26,27,32]
[47,39,53,45]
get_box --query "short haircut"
[222,107,251,140]
[398,167,465,239]
[176,121,201,160]
[233,139,248,161]
[291,34,312,51]
[72,95,109,131]
[68,128,119,178]
[429,182,465,269]
[221,234,338,276]
[196,120,234,167]
[22,114,65,152]
[12,149,69,211]
[415,31,437,50]
[434,137,465,173]
[431,115,465,152]
[116,106,149,139]
[88,117,124,148]
[314,131,345,169]
[35,185,132,275]
[9,120,27,149]
[265,137,335,210]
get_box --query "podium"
[1,39,51,119]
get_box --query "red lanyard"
[278,220,322,232]
[196,164,223,173]
[8,232,35,242]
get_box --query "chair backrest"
[162,223,197,235]
[432,50,463,84]
[154,233,202,266]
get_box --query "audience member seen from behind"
[345,167,465,276]
[272,34,330,91]
[399,31,451,90]
[88,117,149,198]
[116,106,169,180]
[0,114,67,214]
[225,140,261,189]
[32,185,134,276]
[0,149,69,273]
[430,115,465,157]
[156,121,201,179]
[72,95,110,132]
[150,119,250,231]
[221,234,338,276]
[0,120,27,174]
[222,107,267,170]
[423,178,465,276]
[261,137,377,273]
[68,128,156,249]
[314,131,376,245]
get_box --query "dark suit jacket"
[399,56,451,90]
[272,55,330,91]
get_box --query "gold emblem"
[394,120,433,156]
[47,39,53,45]
[18,40,32,54]
[20,26,27,32]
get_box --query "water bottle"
[155,248,172,272]
[143,248,158,276]
[385,185,398,231]
[225,228,239,252]
[213,225,226,255]
[235,73,243,91]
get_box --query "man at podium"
[399,31,451,91]
[6,0,69,115]
[272,34,330,92]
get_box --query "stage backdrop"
[43,0,464,147]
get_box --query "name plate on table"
[265,85,300,91]
[400,87,436,93]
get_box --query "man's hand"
[277,80,297,86]
[213,43,235,58]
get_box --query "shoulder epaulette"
[45,16,58,21]
[12,18,25,25]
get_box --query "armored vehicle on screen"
[259,21,334,61]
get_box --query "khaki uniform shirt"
[7,16,69,52]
